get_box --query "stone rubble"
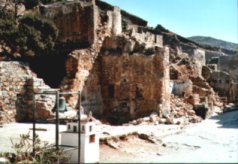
[126,95,202,126]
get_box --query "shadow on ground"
[210,109,238,129]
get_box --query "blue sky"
[102,0,238,43]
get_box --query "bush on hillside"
[0,14,58,58]
[18,14,58,56]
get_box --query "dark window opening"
[73,126,77,132]
[27,53,67,88]
[25,42,89,88]
[136,86,143,99]
[108,84,115,98]
[81,96,86,101]
[89,125,92,132]
[67,124,71,130]
[89,134,95,143]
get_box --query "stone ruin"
[0,62,55,123]
[0,0,237,125]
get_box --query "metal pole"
[32,92,36,156]
[78,91,81,164]
[56,91,59,150]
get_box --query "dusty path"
[0,110,237,163]
[100,110,238,163]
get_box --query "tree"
[0,18,19,52]
[0,14,58,58]
[17,14,59,56]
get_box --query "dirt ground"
[99,110,238,163]
[0,110,238,163]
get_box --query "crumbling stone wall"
[192,49,206,76]
[100,36,170,123]
[60,49,103,116]
[100,47,170,124]
[208,71,237,103]
[16,78,55,122]
[172,80,193,97]
[209,71,231,96]
[0,61,55,123]
[40,0,98,45]
[229,83,238,103]
[130,27,163,48]
[0,62,31,122]
[205,50,225,63]
[110,7,122,36]
[61,35,171,124]
[218,56,238,82]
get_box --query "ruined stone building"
[0,0,237,124]
[207,55,238,103]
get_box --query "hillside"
[188,36,238,51]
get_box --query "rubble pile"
[126,95,202,126]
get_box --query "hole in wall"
[27,53,67,88]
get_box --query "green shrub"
[0,18,18,39]
[0,14,58,58]
[0,18,19,53]
[17,14,58,56]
